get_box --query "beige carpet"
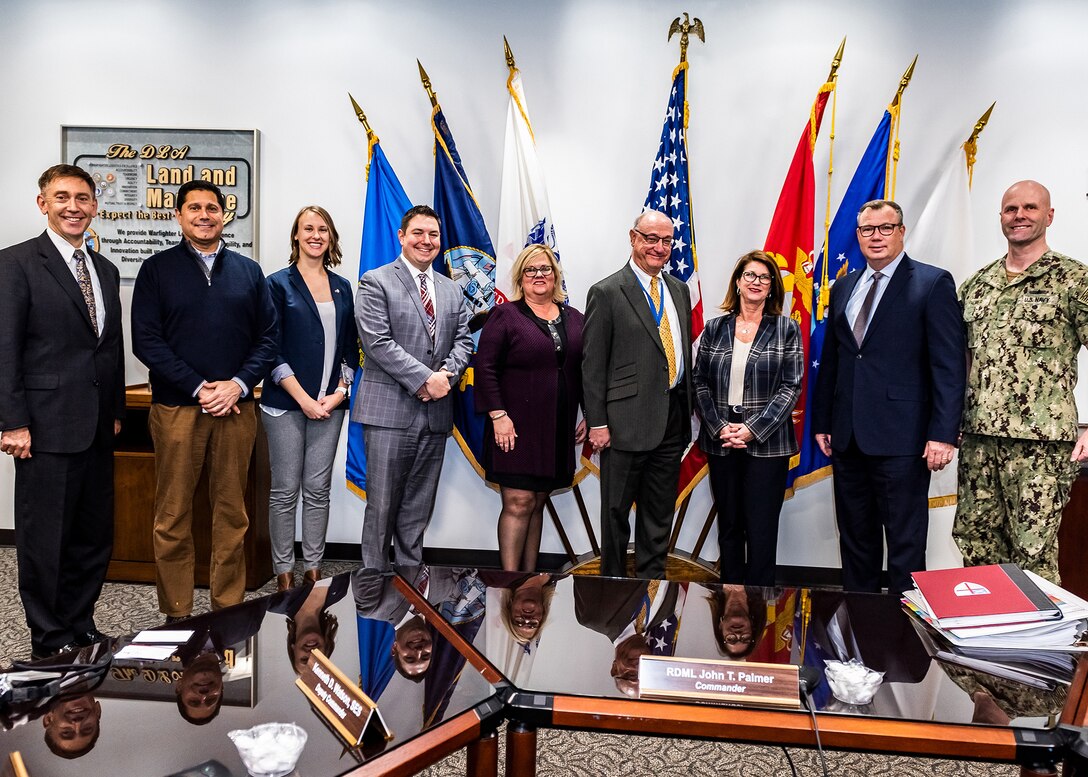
[0,548,1019,776]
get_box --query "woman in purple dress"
[475,245,585,571]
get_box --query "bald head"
[630,210,673,276]
[1000,180,1053,253]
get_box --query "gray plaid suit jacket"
[692,313,803,458]
[352,257,472,432]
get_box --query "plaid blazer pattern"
[693,312,803,458]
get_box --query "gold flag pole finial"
[964,101,996,189]
[885,55,918,199]
[668,12,705,64]
[417,59,438,108]
[347,93,374,142]
[890,54,918,110]
[826,36,846,83]
[503,35,516,71]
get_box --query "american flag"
[642,61,706,503]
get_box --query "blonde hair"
[510,244,566,304]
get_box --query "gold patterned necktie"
[650,277,677,385]
[73,249,99,337]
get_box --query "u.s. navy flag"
[346,137,413,499]
[642,61,706,504]
[763,82,834,493]
[798,110,893,485]
[431,103,495,476]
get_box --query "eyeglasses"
[857,223,902,238]
[741,270,773,285]
[512,616,541,629]
[633,228,674,248]
[722,634,756,645]
[522,265,554,277]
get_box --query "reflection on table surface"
[470,572,1071,728]
[0,567,497,776]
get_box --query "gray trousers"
[263,408,346,574]
[361,415,446,570]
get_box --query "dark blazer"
[694,313,803,458]
[474,300,584,481]
[261,265,359,410]
[582,264,693,451]
[812,255,966,456]
[0,232,125,452]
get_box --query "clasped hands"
[718,422,753,448]
[416,370,456,402]
[198,380,242,417]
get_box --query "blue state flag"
[794,110,892,488]
[346,139,414,499]
[430,105,497,476]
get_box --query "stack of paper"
[903,566,1088,689]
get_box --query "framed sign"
[61,126,259,279]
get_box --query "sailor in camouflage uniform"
[954,180,1088,583]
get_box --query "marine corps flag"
[345,123,414,500]
[763,81,835,493]
[426,69,496,476]
[798,110,894,485]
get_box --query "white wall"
[3,0,1087,572]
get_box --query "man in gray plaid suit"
[353,205,473,570]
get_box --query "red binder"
[910,564,1062,628]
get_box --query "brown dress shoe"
[303,568,321,584]
[276,572,294,592]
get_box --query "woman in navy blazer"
[262,206,358,591]
[693,251,803,586]
[475,245,585,571]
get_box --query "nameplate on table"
[295,649,391,747]
[639,656,800,708]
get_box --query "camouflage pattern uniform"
[954,250,1088,582]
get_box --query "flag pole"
[348,93,377,177]
[818,37,846,322]
[964,101,996,190]
[885,55,918,199]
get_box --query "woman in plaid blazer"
[693,251,803,586]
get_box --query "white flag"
[907,144,975,287]
[496,66,560,303]
[905,142,974,506]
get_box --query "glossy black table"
[451,573,1088,777]
[0,568,505,776]
[5,568,1088,777]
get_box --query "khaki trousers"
[149,403,256,616]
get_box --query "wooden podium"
[109,385,273,589]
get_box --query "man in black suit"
[583,209,693,579]
[0,164,125,659]
[813,199,965,593]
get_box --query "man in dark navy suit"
[0,165,126,659]
[813,200,965,593]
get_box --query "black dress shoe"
[74,629,110,647]
[30,643,79,662]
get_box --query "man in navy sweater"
[132,180,277,621]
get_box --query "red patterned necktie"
[419,273,436,341]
